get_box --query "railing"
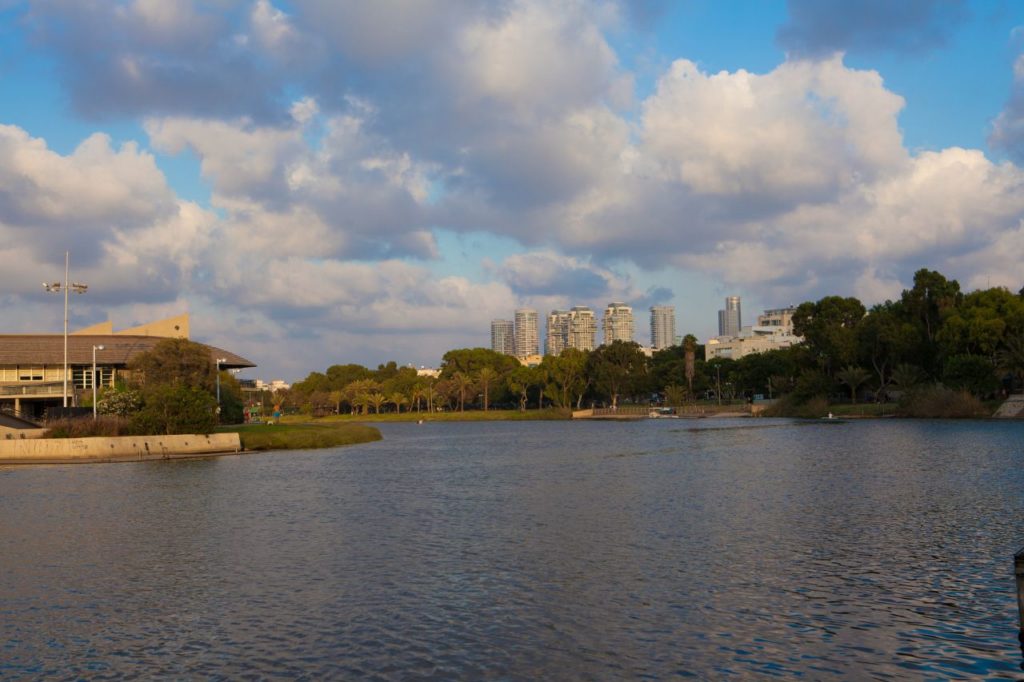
[0,382,66,396]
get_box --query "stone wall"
[0,433,242,464]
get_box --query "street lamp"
[215,358,227,413]
[44,251,88,408]
[92,344,104,419]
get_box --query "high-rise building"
[491,319,515,356]
[568,306,597,351]
[546,310,570,356]
[514,308,539,359]
[718,296,741,337]
[649,305,676,351]
[603,302,634,345]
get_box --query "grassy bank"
[282,408,572,424]
[224,422,382,451]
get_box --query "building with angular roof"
[0,314,254,418]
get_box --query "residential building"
[491,319,515,356]
[567,306,597,351]
[706,305,801,360]
[603,302,634,345]
[757,306,797,333]
[718,296,742,338]
[649,305,676,351]
[545,310,570,356]
[514,308,539,359]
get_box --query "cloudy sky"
[2,0,1024,381]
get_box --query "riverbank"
[283,408,572,423]
[0,433,242,465]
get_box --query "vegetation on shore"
[283,408,572,423]
[226,422,382,451]
[266,269,1022,421]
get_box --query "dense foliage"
[283,270,1023,417]
[92,338,243,434]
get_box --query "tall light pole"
[215,358,227,415]
[92,344,104,419]
[44,251,88,408]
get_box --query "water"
[1,419,1022,678]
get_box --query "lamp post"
[215,358,227,415]
[44,251,88,408]
[92,344,104,419]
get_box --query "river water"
[1,418,1022,678]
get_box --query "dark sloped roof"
[0,335,255,369]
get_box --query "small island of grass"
[225,422,382,451]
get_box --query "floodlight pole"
[44,252,88,408]
[92,344,105,419]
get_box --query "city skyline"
[2,2,1024,380]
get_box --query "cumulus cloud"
[777,0,969,58]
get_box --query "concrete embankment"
[0,433,242,465]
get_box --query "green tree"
[542,347,589,409]
[856,302,917,396]
[792,296,866,376]
[388,392,409,414]
[836,365,871,403]
[477,367,498,411]
[663,384,686,409]
[367,392,387,414]
[942,355,998,397]
[453,372,474,412]
[587,341,647,407]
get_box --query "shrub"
[44,416,132,438]
[899,385,989,418]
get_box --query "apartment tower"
[490,319,515,356]
[603,302,635,345]
[718,296,741,338]
[514,308,539,359]
[546,310,570,356]
[568,306,597,351]
[649,305,676,351]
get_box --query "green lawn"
[221,422,382,451]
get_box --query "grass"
[222,422,383,451]
[281,408,572,424]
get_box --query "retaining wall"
[0,433,242,464]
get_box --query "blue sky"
[2,0,1024,381]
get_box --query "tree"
[792,296,866,376]
[453,372,474,412]
[388,392,409,414]
[683,335,697,395]
[901,268,961,344]
[587,341,647,407]
[128,338,218,393]
[477,367,498,411]
[367,392,387,414]
[856,302,917,396]
[942,355,998,397]
[543,348,589,409]
[663,384,686,410]
[125,338,222,434]
[836,365,871,403]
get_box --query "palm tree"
[368,392,387,414]
[891,363,925,391]
[836,365,871,403]
[410,384,425,413]
[453,372,474,412]
[389,392,409,414]
[477,367,498,411]
[663,384,686,411]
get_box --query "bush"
[44,416,132,438]
[899,385,989,418]
[761,395,830,418]
[130,384,217,435]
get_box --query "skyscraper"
[514,308,539,359]
[603,302,634,345]
[718,296,741,337]
[491,319,515,356]
[649,305,676,351]
[568,306,597,351]
[546,310,570,356]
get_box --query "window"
[72,366,113,389]
[18,367,43,382]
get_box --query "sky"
[2,0,1024,382]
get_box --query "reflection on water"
[1,419,1023,678]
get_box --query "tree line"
[283,269,1024,416]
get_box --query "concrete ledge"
[0,433,242,464]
